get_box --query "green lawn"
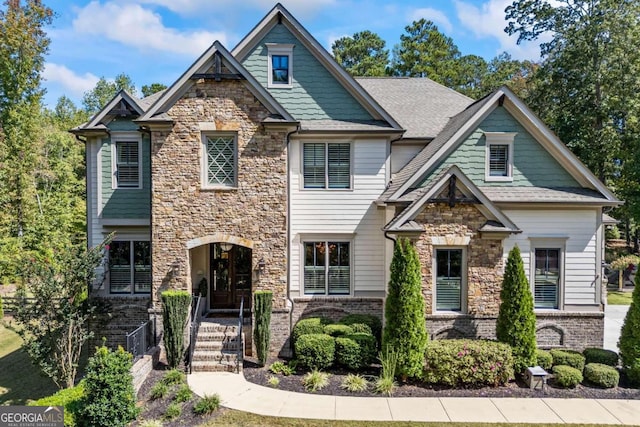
[607,290,633,305]
[0,323,57,404]
[199,410,610,427]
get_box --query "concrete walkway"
[604,304,629,352]
[188,372,640,424]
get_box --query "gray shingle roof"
[298,119,398,133]
[355,77,473,139]
[478,187,609,204]
[137,89,167,111]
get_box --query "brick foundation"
[89,296,150,349]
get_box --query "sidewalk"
[188,372,640,424]
[604,304,629,352]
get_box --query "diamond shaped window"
[206,135,236,187]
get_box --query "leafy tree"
[496,245,537,374]
[82,73,136,113]
[332,30,389,77]
[14,236,111,388]
[382,237,428,380]
[619,271,640,384]
[141,82,167,97]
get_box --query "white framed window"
[485,132,516,182]
[111,136,142,189]
[108,240,151,294]
[266,43,294,88]
[433,247,467,312]
[202,133,237,188]
[303,241,351,295]
[303,142,351,189]
[529,238,566,309]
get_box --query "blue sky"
[41,0,544,108]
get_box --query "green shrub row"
[30,383,85,427]
[535,349,553,370]
[584,363,619,388]
[423,339,514,387]
[292,314,381,347]
[550,349,586,372]
[583,347,618,367]
[294,331,377,371]
[552,365,583,388]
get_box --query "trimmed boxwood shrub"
[583,348,619,367]
[161,290,192,368]
[335,333,377,370]
[552,365,583,388]
[30,382,85,426]
[348,322,373,335]
[424,339,514,387]
[340,314,382,343]
[292,317,332,346]
[584,363,619,388]
[535,349,553,370]
[551,349,586,372]
[253,290,273,366]
[294,333,335,370]
[324,324,354,337]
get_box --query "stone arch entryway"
[187,234,254,312]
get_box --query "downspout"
[74,134,89,250]
[285,124,300,355]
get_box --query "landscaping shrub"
[269,361,294,376]
[383,238,428,379]
[253,290,272,366]
[162,369,185,386]
[149,382,169,400]
[30,382,85,427]
[583,348,619,367]
[193,394,220,415]
[324,324,354,337]
[340,374,369,392]
[294,333,335,370]
[292,317,332,347]
[340,314,382,343]
[267,376,280,387]
[496,246,536,374]
[375,347,398,396]
[302,370,330,392]
[552,365,583,388]
[174,383,192,403]
[348,322,373,336]
[164,402,182,420]
[535,349,553,370]
[336,333,376,370]
[161,290,192,369]
[77,346,139,427]
[424,339,514,387]
[619,272,640,385]
[550,349,586,372]
[584,363,619,388]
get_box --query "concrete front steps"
[191,320,243,373]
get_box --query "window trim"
[108,240,151,295]
[529,237,567,310]
[301,238,353,297]
[201,132,238,190]
[432,246,467,314]
[301,141,353,190]
[111,132,142,189]
[266,43,294,88]
[484,132,516,182]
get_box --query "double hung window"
[303,143,351,189]
[435,249,464,311]
[304,241,350,295]
[113,141,141,188]
[109,241,151,294]
[534,248,561,309]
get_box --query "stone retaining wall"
[131,346,160,394]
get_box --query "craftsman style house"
[72,3,620,356]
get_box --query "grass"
[0,323,58,404]
[607,290,633,305]
[198,409,612,427]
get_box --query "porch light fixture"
[219,242,233,252]
[258,258,266,272]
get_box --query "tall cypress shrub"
[253,290,272,366]
[619,272,640,384]
[383,237,428,380]
[161,290,192,369]
[496,245,537,374]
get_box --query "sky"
[40,0,545,108]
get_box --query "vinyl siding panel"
[290,138,388,294]
[391,144,424,174]
[422,107,580,188]
[241,25,373,121]
[503,209,599,306]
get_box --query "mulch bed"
[243,357,640,400]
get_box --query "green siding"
[101,122,150,219]
[421,107,579,188]
[241,24,373,121]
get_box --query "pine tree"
[496,245,537,374]
[382,238,428,380]
[619,272,640,384]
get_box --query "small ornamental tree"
[253,290,273,366]
[619,271,640,384]
[161,290,192,369]
[382,237,428,380]
[496,245,537,374]
[77,345,139,427]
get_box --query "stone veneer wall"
[149,77,289,346]
[413,203,504,315]
[427,312,604,351]
[88,296,150,349]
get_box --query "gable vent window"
[114,141,141,188]
[303,142,351,189]
[267,43,294,88]
[204,134,237,188]
[485,132,516,182]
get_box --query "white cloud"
[72,1,228,56]
[409,7,453,34]
[42,63,99,98]
[135,0,336,18]
[454,0,545,60]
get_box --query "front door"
[210,243,252,310]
